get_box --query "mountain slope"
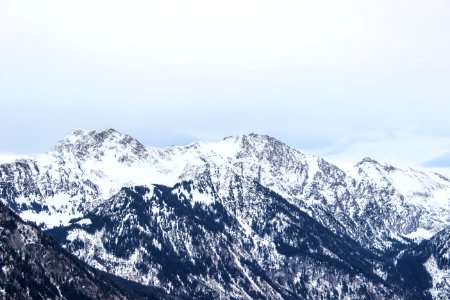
[424,226,450,299]
[395,226,450,300]
[0,200,183,300]
[0,129,158,228]
[348,158,450,242]
[0,200,128,299]
[49,181,434,299]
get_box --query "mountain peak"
[223,132,279,141]
[354,157,400,174]
[59,128,121,145]
[52,128,148,162]
[356,157,380,166]
[222,133,289,152]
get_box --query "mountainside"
[0,129,156,228]
[48,183,408,299]
[348,158,450,242]
[397,226,450,300]
[0,199,127,299]
[1,128,449,299]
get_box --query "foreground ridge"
[0,200,180,299]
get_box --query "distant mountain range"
[1,128,449,299]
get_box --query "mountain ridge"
[1,128,449,299]
[2,128,449,244]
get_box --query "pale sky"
[1,0,450,175]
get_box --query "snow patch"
[425,255,450,299]
[404,228,435,240]
[20,210,82,228]
[191,189,215,205]
[75,218,92,226]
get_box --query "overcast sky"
[1,0,450,174]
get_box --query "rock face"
[1,128,449,299]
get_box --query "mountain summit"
[52,128,149,163]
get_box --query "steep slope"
[346,158,450,246]
[396,226,450,300]
[0,200,179,300]
[0,200,127,299]
[49,181,432,299]
[381,226,450,300]
[145,134,406,252]
[424,226,450,299]
[147,134,450,252]
[0,129,158,228]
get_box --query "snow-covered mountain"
[2,129,448,246]
[347,158,450,242]
[49,183,413,299]
[1,128,449,299]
